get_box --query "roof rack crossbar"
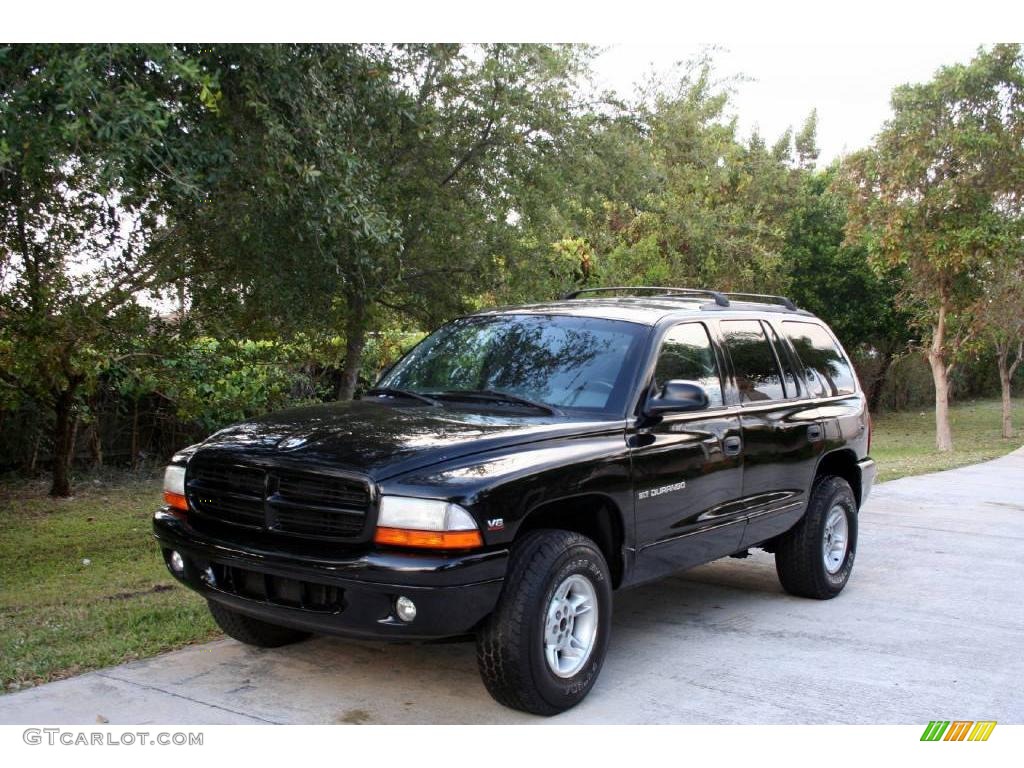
[722,292,798,311]
[561,286,729,307]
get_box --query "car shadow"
[247,551,796,723]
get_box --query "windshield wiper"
[435,389,562,416]
[364,388,441,406]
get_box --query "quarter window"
[721,320,786,403]
[781,321,857,397]
[653,323,724,407]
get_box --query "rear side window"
[653,323,724,407]
[720,320,786,403]
[782,321,857,397]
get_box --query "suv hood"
[194,400,618,480]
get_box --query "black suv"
[155,287,875,716]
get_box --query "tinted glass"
[721,320,785,403]
[379,314,647,415]
[653,323,723,407]
[765,322,799,397]
[782,321,857,397]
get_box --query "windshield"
[377,314,648,417]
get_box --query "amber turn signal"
[374,527,482,550]
[163,490,188,512]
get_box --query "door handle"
[723,435,742,456]
[807,424,823,442]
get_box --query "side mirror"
[645,379,709,415]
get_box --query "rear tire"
[476,529,612,716]
[207,600,311,648]
[775,475,858,599]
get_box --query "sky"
[591,42,984,165]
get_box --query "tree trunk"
[927,298,954,453]
[998,349,1013,439]
[866,349,895,413]
[49,386,79,497]
[90,418,104,468]
[336,295,369,401]
[131,398,139,469]
[29,429,41,475]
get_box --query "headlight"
[374,496,482,550]
[163,464,188,512]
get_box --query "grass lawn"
[0,472,218,692]
[870,397,1023,482]
[1,396,1021,693]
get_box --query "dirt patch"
[105,584,175,601]
[337,708,373,724]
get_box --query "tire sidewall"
[529,542,612,710]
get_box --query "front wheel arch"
[515,493,626,588]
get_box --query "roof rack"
[561,286,800,311]
[722,292,798,311]
[561,286,730,307]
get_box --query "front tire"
[476,529,612,716]
[207,600,311,648]
[775,475,858,599]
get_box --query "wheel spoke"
[568,590,595,618]
[545,644,561,671]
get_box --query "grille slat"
[272,507,365,537]
[276,475,370,509]
[185,456,371,540]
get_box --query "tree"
[972,254,1024,438]
[175,44,588,400]
[785,167,912,410]
[0,44,220,495]
[842,44,1024,451]
[533,58,807,296]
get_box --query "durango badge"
[638,481,687,500]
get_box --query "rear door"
[630,321,745,582]
[779,319,866,451]
[718,318,824,548]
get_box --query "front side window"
[653,323,724,407]
[378,314,648,416]
[721,320,786,403]
[781,321,857,397]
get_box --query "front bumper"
[857,457,877,505]
[153,510,507,641]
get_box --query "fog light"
[169,550,185,574]
[395,596,417,623]
[203,566,216,586]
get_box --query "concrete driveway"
[2,448,1022,724]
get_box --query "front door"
[630,321,745,583]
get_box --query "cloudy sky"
[592,42,984,165]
